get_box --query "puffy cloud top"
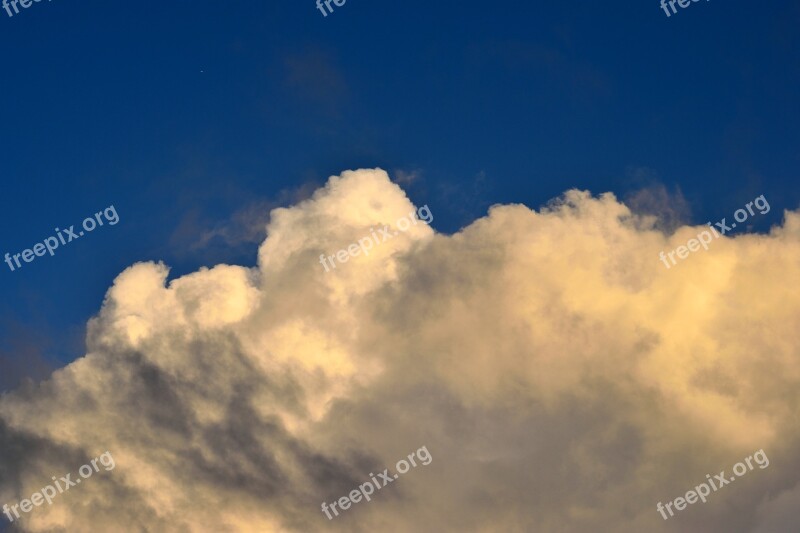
[1,169,798,532]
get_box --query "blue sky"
[1,0,798,391]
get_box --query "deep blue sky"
[1,0,798,391]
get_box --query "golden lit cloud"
[1,169,798,532]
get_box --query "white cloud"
[1,169,798,532]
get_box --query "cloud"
[392,168,422,186]
[625,181,691,234]
[170,182,320,257]
[1,169,799,532]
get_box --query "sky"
[0,1,799,532]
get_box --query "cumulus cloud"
[1,169,799,532]
[624,181,691,234]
